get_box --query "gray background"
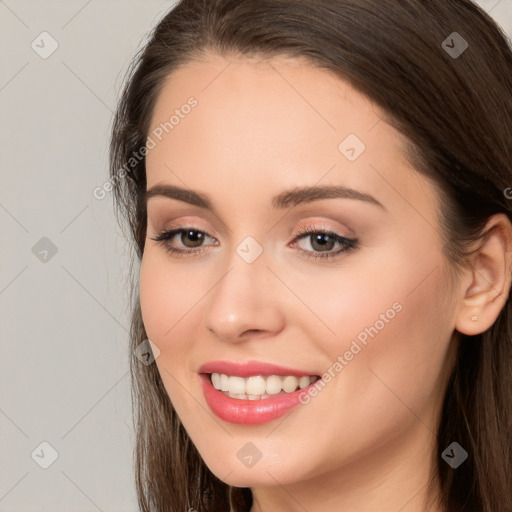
[1,1,511,510]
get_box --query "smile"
[210,372,319,400]
[198,360,322,424]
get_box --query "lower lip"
[200,373,317,425]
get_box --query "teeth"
[210,373,317,399]
[228,376,245,394]
[282,375,299,393]
[211,373,221,389]
[266,375,283,395]
[220,374,229,391]
[299,375,311,389]
[246,376,266,395]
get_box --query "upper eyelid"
[153,216,351,235]
[146,204,361,238]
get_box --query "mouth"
[206,372,320,400]
[199,371,322,425]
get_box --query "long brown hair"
[109,1,512,510]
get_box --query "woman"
[109,1,512,510]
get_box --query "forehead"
[147,54,406,168]
[144,53,439,224]
[148,52,387,143]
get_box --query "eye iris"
[182,230,204,248]
[311,233,335,252]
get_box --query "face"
[139,53,459,490]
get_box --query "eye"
[149,223,359,261]
[290,225,358,261]
[149,225,216,257]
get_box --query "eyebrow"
[144,183,386,211]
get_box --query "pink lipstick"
[198,360,321,425]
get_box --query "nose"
[203,246,285,344]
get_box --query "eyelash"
[149,224,359,261]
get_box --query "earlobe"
[454,213,512,336]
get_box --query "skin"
[139,53,512,512]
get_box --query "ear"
[455,213,512,336]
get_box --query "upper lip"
[198,360,319,377]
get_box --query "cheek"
[139,255,168,340]
[139,251,201,343]
[139,252,200,409]
[309,240,454,426]
[319,225,450,360]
